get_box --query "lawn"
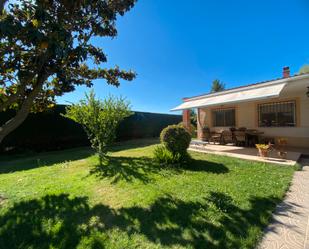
[0,139,295,249]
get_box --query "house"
[172,67,309,149]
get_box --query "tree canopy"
[299,65,309,75]
[0,0,137,143]
[210,79,225,93]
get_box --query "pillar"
[182,109,191,133]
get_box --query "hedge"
[0,105,181,153]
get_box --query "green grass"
[0,139,295,249]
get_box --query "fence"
[0,105,181,153]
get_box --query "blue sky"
[57,0,309,114]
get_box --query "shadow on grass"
[183,159,229,173]
[0,192,283,249]
[0,139,158,175]
[109,138,159,153]
[0,147,95,174]
[90,156,166,184]
[89,156,229,184]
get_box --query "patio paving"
[258,158,309,249]
[189,140,301,166]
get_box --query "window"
[258,101,296,127]
[212,108,235,127]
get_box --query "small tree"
[210,79,225,93]
[299,65,309,75]
[63,90,132,163]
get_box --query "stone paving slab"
[258,159,309,249]
[189,144,300,166]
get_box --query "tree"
[0,0,7,12]
[0,0,137,143]
[190,109,197,126]
[210,79,225,93]
[299,65,309,75]
[63,90,132,163]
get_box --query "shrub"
[294,163,303,171]
[153,145,190,165]
[153,145,176,164]
[160,124,191,156]
[157,124,192,165]
[63,90,132,163]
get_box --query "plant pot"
[258,148,269,157]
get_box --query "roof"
[171,73,309,111]
[183,73,309,102]
[172,83,287,111]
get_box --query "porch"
[173,71,309,149]
[189,140,304,166]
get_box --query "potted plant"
[255,144,271,157]
[277,138,288,159]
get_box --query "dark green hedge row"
[0,105,181,153]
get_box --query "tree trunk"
[0,47,49,144]
[0,81,44,144]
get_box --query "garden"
[0,1,299,248]
[0,137,295,249]
[0,85,297,249]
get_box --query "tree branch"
[0,83,27,111]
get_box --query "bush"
[153,145,176,164]
[156,124,191,165]
[153,145,190,165]
[63,90,132,163]
[160,124,191,156]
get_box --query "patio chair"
[209,131,222,144]
[229,127,236,132]
[221,130,234,144]
[234,131,246,146]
